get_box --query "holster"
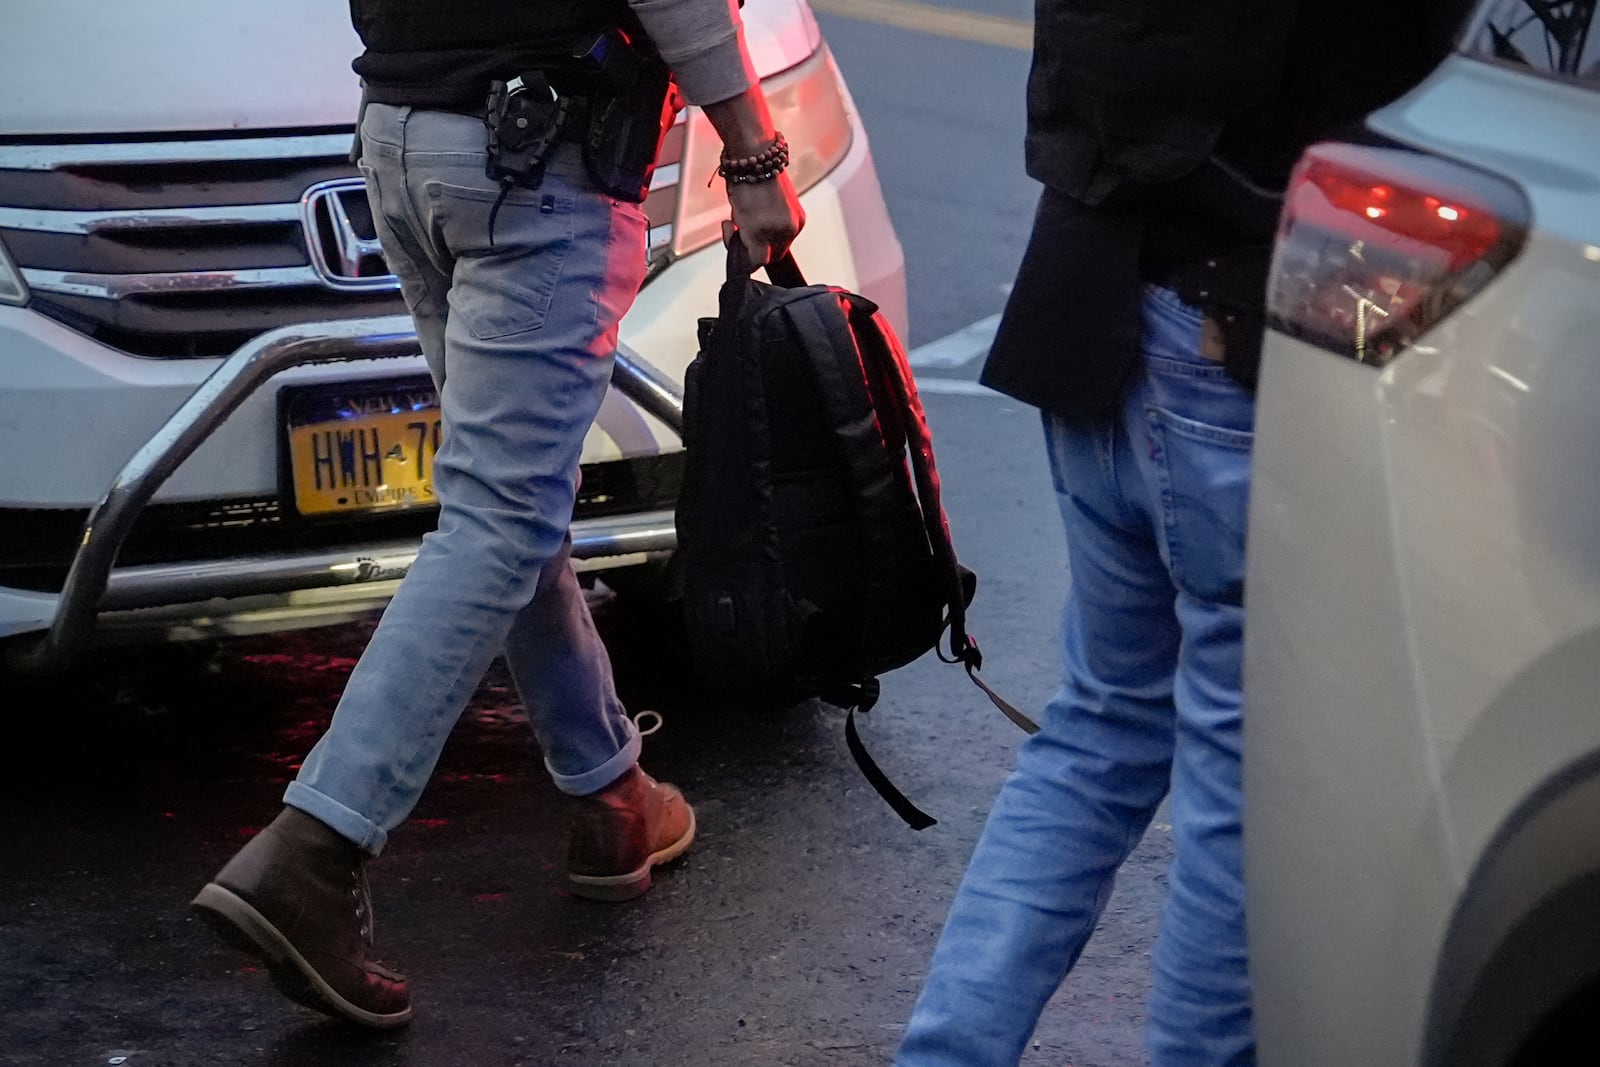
[574,30,679,203]
[484,71,573,189]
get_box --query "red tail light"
[1268,143,1529,367]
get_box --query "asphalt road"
[0,4,1172,1065]
[2,393,1167,1067]
[816,0,1041,347]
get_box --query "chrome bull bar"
[5,316,685,675]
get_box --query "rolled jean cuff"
[548,728,640,797]
[283,781,390,857]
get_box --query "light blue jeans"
[284,104,651,856]
[897,287,1256,1065]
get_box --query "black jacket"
[982,0,1473,419]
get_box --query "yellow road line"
[808,0,1033,52]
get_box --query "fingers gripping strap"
[723,233,805,290]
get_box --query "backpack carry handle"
[763,252,806,290]
[724,226,807,289]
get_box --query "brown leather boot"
[566,765,696,902]
[191,807,412,1028]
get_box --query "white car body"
[1246,3,1600,1063]
[0,1,906,663]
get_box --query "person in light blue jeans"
[897,286,1255,1066]
[288,110,652,853]
[191,0,805,1030]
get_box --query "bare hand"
[725,172,805,269]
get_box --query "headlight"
[671,44,855,259]
[0,235,26,306]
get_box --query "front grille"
[0,132,403,358]
[0,123,685,359]
[0,451,684,594]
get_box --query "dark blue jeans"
[898,287,1256,1065]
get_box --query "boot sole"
[567,806,698,903]
[191,882,413,1029]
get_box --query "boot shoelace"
[348,866,408,979]
[351,867,374,946]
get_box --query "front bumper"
[2,316,683,673]
[0,117,903,667]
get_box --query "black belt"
[450,95,592,127]
[365,82,593,119]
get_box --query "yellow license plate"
[283,379,441,517]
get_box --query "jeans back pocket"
[425,179,577,340]
[1146,404,1254,608]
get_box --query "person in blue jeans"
[895,1,1465,1063]
[190,0,803,1030]
[899,278,1257,1067]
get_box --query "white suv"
[0,0,905,673]
[1245,2,1600,1063]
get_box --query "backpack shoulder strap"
[778,290,919,647]
[777,289,945,829]
[847,296,1040,736]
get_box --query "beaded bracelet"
[714,132,790,185]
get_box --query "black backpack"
[675,244,1036,828]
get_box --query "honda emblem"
[301,178,398,292]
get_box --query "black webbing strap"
[763,251,806,289]
[843,699,937,831]
[965,660,1040,735]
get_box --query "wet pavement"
[0,7,1154,1065]
[0,396,1171,1066]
